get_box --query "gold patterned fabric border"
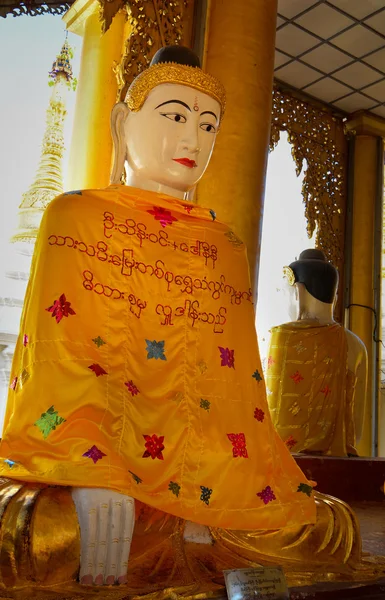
[270,85,347,320]
[111,0,194,102]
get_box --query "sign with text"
[224,567,289,600]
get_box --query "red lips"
[173,158,197,169]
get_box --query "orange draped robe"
[0,186,315,531]
[266,322,357,457]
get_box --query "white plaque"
[224,566,289,600]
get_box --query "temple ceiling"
[275,0,385,117]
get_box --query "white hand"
[71,487,135,585]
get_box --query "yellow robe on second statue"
[267,321,357,456]
[0,186,315,531]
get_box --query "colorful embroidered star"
[83,445,106,464]
[289,402,301,416]
[224,230,243,247]
[145,339,166,360]
[285,435,297,450]
[290,370,304,385]
[92,336,106,348]
[143,434,165,460]
[4,459,16,468]
[200,398,211,411]
[23,334,29,347]
[34,405,66,439]
[257,486,276,505]
[20,369,29,387]
[254,407,265,422]
[88,363,108,377]
[227,433,248,458]
[321,385,331,397]
[10,377,17,391]
[64,190,82,196]
[218,346,235,368]
[200,486,212,505]
[147,206,178,228]
[125,380,139,396]
[297,483,313,497]
[129,470,142,484]
[252,369,262,382]
[46,293,76,324]
[209,209,216,221]
[198,361,208,375]
[267,356,275,369]
[168,481,181,497]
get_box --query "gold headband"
[125,62,226,121]
[283,266,296,286]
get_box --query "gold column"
[197,0,278,286]
[345,113,385,456]
[64,2,126,190]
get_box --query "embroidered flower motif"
[88,363,108,377]
[64,190,82,196]
[252,369,262,382]
[267,356,275,369]
[83,445,106,464]
[290,370,304,385]
[173,392,184,405]
[168,481,181,497]
[227,433,248,458]
[254,407,265,422]
[323,356,333,365]
[34,405,66,439]
[143,434,165,460]
[20,369,30,387]
[46,293,76,324]
[198,361,208,375]
[297,483,313,497]
[129,470,142,484]
[4,459,16,468]
[10,377,17,391]
[125,380,139,396]
[209,209,216,221]
[145,339,166,360]
[257,486,276,505]
[321,385,331,397]
[218,346,235,368]
[225,230,243,247]
[23,334,29,347]
[200,486,212,505]
[147,206,178,228]
[285,435,297,450]
[289,402,301,416]
[200,398,211,411]
[92,336,106,348]
[294,342,306,354]
[184,205,193,214]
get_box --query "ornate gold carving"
[113,0,193,102]
[125,62,226,118]
[270,86,347,274]
[283,266,295,286]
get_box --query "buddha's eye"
[200,122,216,133]
[160,112,187,123]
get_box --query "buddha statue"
[0,48,382,596]
[267,249,367,457]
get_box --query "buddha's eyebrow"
[200,110,218,120]
[155,100,191,111]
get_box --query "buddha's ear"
[110,102,129,185]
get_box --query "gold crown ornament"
[125,62,226,121]
[283,266,296,286]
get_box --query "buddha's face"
[124,83,221,192]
